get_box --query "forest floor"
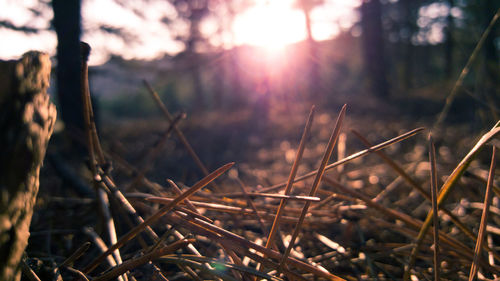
[29,91,499,280]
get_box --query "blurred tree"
[295,0,324,100]
[444,0,455,79]
[483,3,499,80]
[360,0,389,98]
[170,0,211,110]
[399,0,419,89]
[480,0,499,118]
[211,0,250,110]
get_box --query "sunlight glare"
[232,0,306,51]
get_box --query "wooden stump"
[0,52,56,281]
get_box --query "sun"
[232,0,307,51]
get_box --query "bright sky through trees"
[0,0,359,65]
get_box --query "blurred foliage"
[1,0,498,125]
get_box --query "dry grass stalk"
[351,129,431,198]
[173,213,344,280]
[80,42,125,280]
[168,179,208,220]
[83,162,234,274]
[352,129,476,241]
[102,176,160,242]
[323,176,500,276]
[405,123,500,280]
[160,254,288,281]
[65,267,91,281]
[33,59,500,280]
[146,196,336,226]
[464,171,500,199]
[429,134,440,281]
[125,113,185,191]
[468,146,497,281]
[278,105,346,271]
[229,193,320,202]
[59,242,91,268]
[249,127,424,194]
[256,106,314,275]
[82,227,119,269]
[143,79,221,192]
[92,238,195,281]
[435,7,500,127]
[20,260,41,281]
[234,177,268,235]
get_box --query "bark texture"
[0,52,56,281]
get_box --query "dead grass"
[28,76,500,281]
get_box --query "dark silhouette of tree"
[360,0,389,98]
[52,0,84,136]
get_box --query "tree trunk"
[360,0,389,98]
[0,52,57,281]
[52,0,83,134]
